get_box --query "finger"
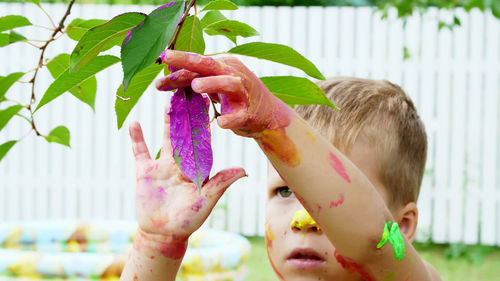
[201,167,247,206]
[155,69,201,91]
[129,121,152,163]
[161,50,227,76]
[191,76,246,101]
[217,109,248,130]
[161,103,174,159]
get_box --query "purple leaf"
[169,87,212,191]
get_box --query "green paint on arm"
[388,222,405,260]
[377,221,391,248]
[377,221,406,261]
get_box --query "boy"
[121,50,442,281]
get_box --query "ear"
[394,202,418,243]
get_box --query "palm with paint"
[128,103,246,239]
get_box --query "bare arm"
[159,50,436,281]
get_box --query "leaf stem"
[33,24,56,31]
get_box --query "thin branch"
[33,24,56,31]
[28,0,77,136]
[39,6,57,29]
[167,0,197,50]
[23,40,43,48]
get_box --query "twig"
[23,41,42,48]
[167,0,197,50]
[28,0,77,136]
[39,5,57,29]
[33,24,56,31]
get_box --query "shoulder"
[423,259,442,281]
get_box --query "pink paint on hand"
[191,197,204,212]
[328,152,351,183]
[329,193,345,208]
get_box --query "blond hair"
[295,77,427,207]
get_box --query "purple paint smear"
[169,87,212,191]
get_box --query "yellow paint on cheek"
[265,222,275,249]
[261,128,301,167]
[291,209,319,230]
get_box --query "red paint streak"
[150,255,155,259]
[265,237,284,281]
[404,277,410,281]
[334,250,375,281]
[329,193,345,208]
[191,197,204,212]
[328,152,351,183]
[316,203,322,213]
[158,239,187,260]
[220,28,231,33]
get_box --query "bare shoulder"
[423,259,442,281]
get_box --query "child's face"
[265,139,391,281]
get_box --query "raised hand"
[128,103,246,242]
[156,50,295,138]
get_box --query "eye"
[276,187,295,198]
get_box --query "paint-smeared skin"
[334,250,375,281]
[260,128,301,167]
[135,229,187,260]
[265,222,285,281]
[329,193,345,208]
[377,221,406,261]
[328,152,351,183]
[158,50,300,167]
[291,209,320,231]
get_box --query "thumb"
[201,167,247,209]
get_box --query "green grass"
[244,236,500,281]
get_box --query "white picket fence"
[0,3,499,246]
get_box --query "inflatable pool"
[0,221,250,280]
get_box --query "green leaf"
[47,54,97,111]
[0,31,26,47]
[204,20,258,43]
[115,62,163,129]
[70,13,146,73]
[201,10,227,28]
[492,0,500,19]
[403,46,411,60]
[175,16,205,54]
[121,2,184,91]
[45,126,70,147]
[25,0,40,7]
[36,55,120,112]
[200,11,236,43]
[155,148,161,160]
[260,76,337,109]
[0,72,24,100]
[65,18,107,41]
[201,0,238,12]
[0,140,16,161]
[228,42,325,80]
[0,15,32,33]
[453,15,461,26]
[0,105,23,131]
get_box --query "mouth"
[287,248,326,269]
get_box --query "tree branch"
[28,0,77,136]
[167,0,197,50]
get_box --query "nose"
[291,208,322,233]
